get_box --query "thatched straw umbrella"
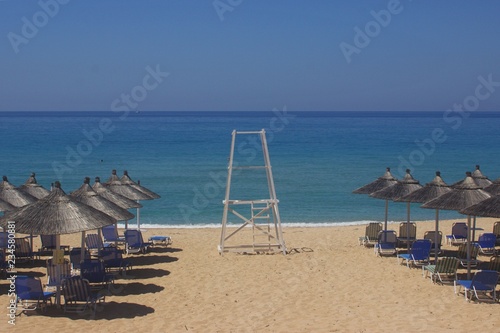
[471,165,492,188]
[352,167,398,194]
[120,170,160,229]
[370,169,422,246]
[422,172,491,278]
[0,181,116,235]
[92,177,143,210]
[105,170,154,230]
[18,172,50,199]
[71,177,135,222]
[105,170,152,201]
[71,177,135,251]
[453,165,492,189]
[353,167,398,233]
[0,198,15,213]
[121,170,160,199]
[460,195,500,218]
[0,176,37,208]
[483,176,500,195]
[400,171,452,262]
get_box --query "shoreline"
[2,218,498,332]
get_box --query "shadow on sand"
[126,254,179,266]
[110,282,165,296]
[36,301,154,320]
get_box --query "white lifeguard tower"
[218,129,286,255]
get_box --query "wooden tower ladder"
[218,129,286,255]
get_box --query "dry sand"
[2,218,499,332]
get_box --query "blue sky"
[1,0,499,111]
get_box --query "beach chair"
[397,222,417,248]
[397,239,432,268]
[424,231,443,256]
[124,229,152,254]
[0,231,7,249]
[15,275,55,314]
[15,237,34,262]
[148,235,173,246]
[493,221,500,245]
[454,270,499,302]
[488,256,500,276]
[475,233,497,255]
[446,222,467,246]
[40,235,70,255]
[374,230,397,256]
[102,225,126,244]
[69,247,91,274]
[80,259,115,291]
[101,247,132,275]
[456,243,480,268]
[0,252,8,278]
[422,257,459,284]
[45,257,72,306]
[45,258,72,291]
[61,275,105,318]
[85,233,113,255]
[360,222,382,247]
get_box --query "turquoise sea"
[1,111,500,228]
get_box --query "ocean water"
[1,111,500,228]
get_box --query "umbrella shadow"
[125,254,178,266]
[109,282,165,296]
[14,258,48,269]
[119,268,170,279]
[149,246,183,253]
[41,301,154,320]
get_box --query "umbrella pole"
[406,202,410,252]
[80,231,86,259]
[472,216,477,242]
[30,233,34,260]
[384,199,388,231]
[136,202,141,230]
[434,209,439,264]
[466,215,472,279]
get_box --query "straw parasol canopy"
[352,167,398,194]
[399,171,451,203]
[0,175,37,208]
[105,170,152,201]
[471,165,492,188]
[483,176,500,196]
[453,165,492,189]
[371,169,422,244]
[460,195,500,218]
[371,169,422,201]
[70,177,135,222]
[422,172,491,278]
[0,181,116,235]
[0,198,15,212]
[422,172,491,211]
[400,171,452,262]
[92,176,142,209]
[18,172,50,199]
[120,170,160,199]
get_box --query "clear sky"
[1,0,499,111]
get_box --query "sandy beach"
[2,218,499,332]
